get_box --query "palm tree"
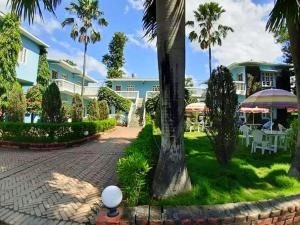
[143,0,191,198]
[8,0,61,23]
[186,2,233,77]
[267,0,300,179]
[62,0,108,98]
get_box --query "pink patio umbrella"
[241,89,297,131]
[239,107,270,124]
[185,102,207,113]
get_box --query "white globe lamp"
[101,185,123,217]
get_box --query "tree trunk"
[81,42,87,116]
[288,21,300,179]
[152,0,191,198]
[209,44,212,78]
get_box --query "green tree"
[62,0,108,100]
[266,0,300,179]
[42,82,62,123]
[9,0,61,23]
[185,78,194,87]
[72,94,83,122]
[102,32,128,79]
[98,100,109,120]
[143,0,192,197]
[205,66,238,165]
[61,102,73,122]
[7,82,26,122]
[37,48,51,87]
[26,85,44,123]
[274,27,293,64]
[0,13,22,119]
[246,74,261,97]
[87,99,100,121]
[186,2,234,77]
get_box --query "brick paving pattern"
[0,127,141,225]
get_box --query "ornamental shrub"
[36,48,51,87]
[72,94,83,122]
[98,100,109,120]
[6,82,26,122]
[205,65,239,166]
[61,102,73,122]
[98,87,131,113]
[117,116,159,206]
[0,118,116,143]
[42,82,62,123]
[287,118,298,157]
[87,99,100,121]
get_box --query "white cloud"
[186,0,281,66]
[30,17,61,35]
[127,30,156,51]
[124,5,130,14]
[51,37,72,49]
[48,48,107,79]
[128,0,144,10]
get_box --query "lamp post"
[101,185,123,217]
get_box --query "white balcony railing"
[186,87,206,98]
[115,91,139,99]
[53,79,100,98]
[233,81,246,95]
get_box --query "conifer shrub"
[42,82,62,123]
[72,94,83,122]
[87,99,100,121]
[98,100,109,120]
[7,82,26,122]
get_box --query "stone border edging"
[96,194,300,225]
[0,128,116,151]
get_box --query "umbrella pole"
[252,113,254,124]
[270,108,273,132]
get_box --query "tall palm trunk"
[152,0,191,198]
[288,22,300,179]
[81,42,88,98]
[208,44,212,78]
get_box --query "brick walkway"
[0,127,141,225]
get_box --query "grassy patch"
[157,132,300,206]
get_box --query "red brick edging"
[0,128,116,150]
[96,194,300,225]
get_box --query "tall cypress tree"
[37,48,51,87]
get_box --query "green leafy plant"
[287,118,298,157]
[61,102,73,122]
[42,82,62,123]
[98,100,109,120]
[87,99,100,121]
[6,82,26,122]
[0,118,116,143]
[26,85,44,122]
[98,87,131,113]
[72,94,83,122]
[205,65,238,166]
[37,48,51,87]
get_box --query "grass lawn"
[157,132,300,206]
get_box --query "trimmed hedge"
[0,118,116,143]
[117,116,159,206]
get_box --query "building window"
[237,73,243,81]
[261,72,275,87]
[127,85,135,91]
[115,86,121,91]
[152,85,159,91]
[52,70,58,79]
[18,47,27,64]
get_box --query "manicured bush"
[6,82,26,122]
[0,118,116,143]
[287,118,298,157]
[61,102,72,122]
[42,82,62,123]
[87,99,100,121]
[98,100,109,120]
[117,116,159,206]
[98,87,131,113]
[72,94,83,122]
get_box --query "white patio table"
[263,130,287,153]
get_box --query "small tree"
[72,94,83,122]
[98,100,109,120]
[36,48,51,87]
[205,66,238,166]
[6,82,26,122]
[26,85,44,123]
[87,99,100,121]
[61,102,72,122]
[42,82,62,123]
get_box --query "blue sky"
[2,0,282,86]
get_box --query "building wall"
[16,35,41,86]
[230,66,246,82]
[48,63,90,86]
[111,80,159,98]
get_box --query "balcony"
[115,91,139,99]
[53,79,100,98]
[233,81,246,95]
[186,87,206,98]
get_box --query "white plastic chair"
[251,130,274,155]
[239,125,251,147]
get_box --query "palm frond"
[98,18,108,26]
[70,23,79,40]
[142,0,157,41]
[62,18,74,27]
[188,31,198,42]
[186,21,195,27]
[90,29,101,43]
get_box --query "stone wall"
[96,194,300,225]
